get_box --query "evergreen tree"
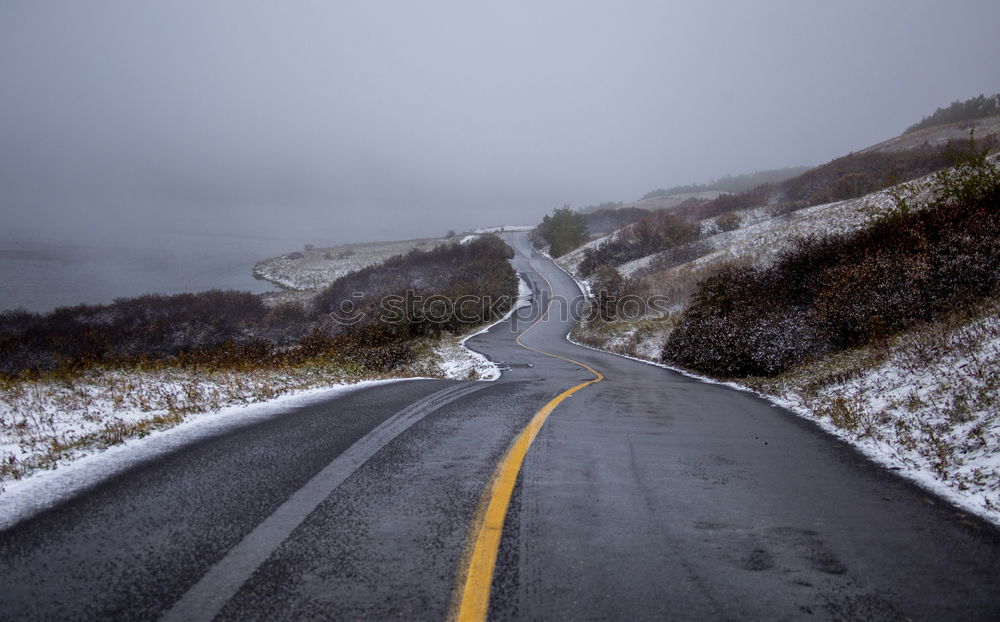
[537,205,588,257]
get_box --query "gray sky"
[2,0,998,243]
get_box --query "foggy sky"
[2,0,998,244]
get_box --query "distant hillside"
[581,206,652,237]
[671,115,1000,223]
[626,191,729,213]
[641,166,813,199]
[538,112,1000,266]
[904,93,1000,134]
[557,116,1000,293]
[254,237,451,291]
[862,113,1000,155]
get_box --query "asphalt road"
[2,232,999,621]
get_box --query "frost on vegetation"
[431,338,497,381]
[0,364,409,485]
[554,230,618,276]
[571,317,675,363]
[752,310,1000,521]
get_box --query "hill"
[639,166,813,201]
[903,93,1000,134]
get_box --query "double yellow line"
[451,261,604,621]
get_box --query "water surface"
[0,230,307,313]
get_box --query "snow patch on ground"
[618,253,658,278]
[432,274,533,381]
[432,339,500,381]
[552,230,617,276]
[560,176,935,286]
[0,364,432,487]
[0,378,418,530]
[688,180,932,271]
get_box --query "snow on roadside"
[431,340,500,381]
[0,364,431,487]
[763,313,1000,523]
[0,378,419,530]
[432,274,533,381]
[571,314,1000,526]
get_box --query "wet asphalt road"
[2,232,1000,620]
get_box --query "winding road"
[2,232,999,620]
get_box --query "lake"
[0,230,310,313]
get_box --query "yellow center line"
[451,260,604,622]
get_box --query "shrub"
[935,132,1000,205]
[0,290,280,376]
[714,212,741,232]
[781,147,954,206]
[663,151,1000,378]
[313,234,517,336]
[675,185,770,221]
[535,206,588,257]
[579,211,699,276]
[0,236,519,378]
[589,266,629,322]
